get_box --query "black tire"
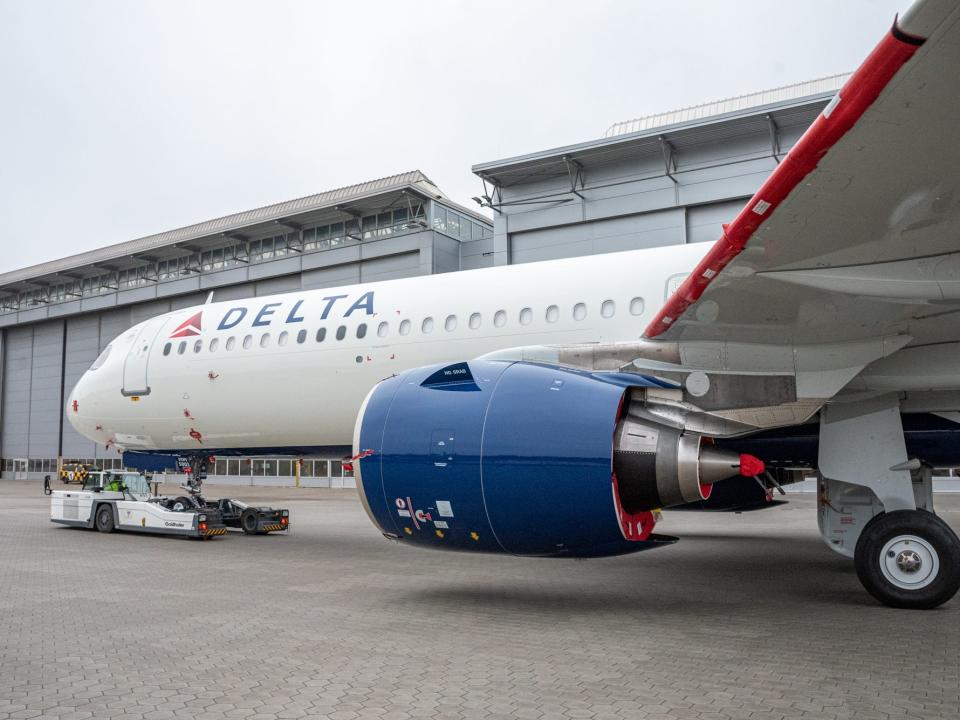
[240,508,261,535]
[854,509,960,609]
[171,496,195,512]
[95,504,115,534]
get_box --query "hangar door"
[121,314,169,397]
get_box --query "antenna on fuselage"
[205,291,214,305]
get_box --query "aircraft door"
[121,315,168,397]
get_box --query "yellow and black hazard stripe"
[202,527,227,537]
[261,523,288,532]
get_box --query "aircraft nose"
[66,340,118,441]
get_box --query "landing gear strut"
[855,510,960,609]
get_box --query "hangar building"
[2,74,880,486]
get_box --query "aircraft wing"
[644,0,960,353]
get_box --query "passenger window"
[336,325,346,341]
[519,307,532,325]
[226,336,236,351]
[278,331,289,347]
[194,339,203,353]
[469,312,481,329]
[357,323,367,339]
[259,333,270,348]
[601,300,616,318]
[297,329,307,344]
[377,322,389,338]
[178,341,187,355]
[163,343,172,356]
[316,328,326,343]
[422,317,434,334]
[399,319,411,336]
[209,338,219,352]
[573,303,587,321]
[445,315,457,332]
[630,297,645,316]
[494,310,506,328]
[545,305,559,323]
[242,335,252,350]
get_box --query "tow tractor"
[50,469,227,539]
[50,461,290,538]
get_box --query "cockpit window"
[89,344,112,371]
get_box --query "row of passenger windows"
[161,297,645,357]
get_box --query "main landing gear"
[817,396,960,609]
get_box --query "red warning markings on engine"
[395,498,449,533]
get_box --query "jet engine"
[353,360,761,558]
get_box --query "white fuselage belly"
[69,244,709,452]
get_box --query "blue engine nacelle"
[353,360,743,558]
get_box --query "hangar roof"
[472,74,847,189]
[0,170,486,290]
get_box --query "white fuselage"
[68,243,708,452]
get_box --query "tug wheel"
[240,508,261,535]
[95,505,115,534]
[171,496,195,512]
[855,509,960,609]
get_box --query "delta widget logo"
[169,311,203,338]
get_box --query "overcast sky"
[0,0,906,273]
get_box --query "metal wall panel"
[509,209,684,265]
[686,199,750,245]
[255,275,301,297]
[1,327,34,459]
[359,252,421,283]
[130,300,172,325]
[301,264,361,290]
[28,322,64,458]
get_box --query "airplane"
[69,0,960,609]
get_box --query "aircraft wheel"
[240,508,261,535]
[95,505,115,534]
[171,496,195,512]
[855,510,960,609]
